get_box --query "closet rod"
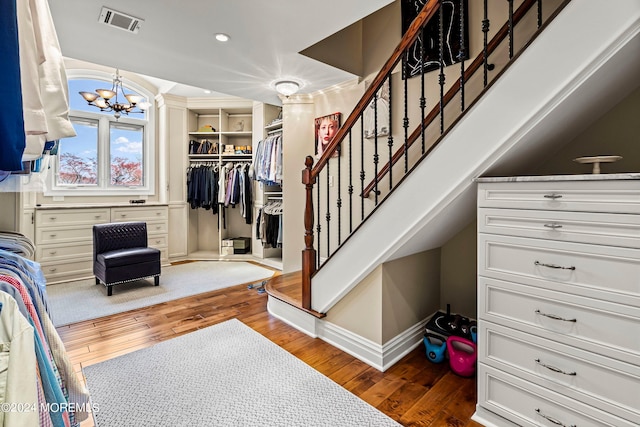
[267,129,283,135]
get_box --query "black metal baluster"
[439,0,445,134]
[508,0,514,59]
[360,119,365,221]
[326,162,331,257]
[482,0,490,87]
[387,75,393,191]
[403,52,409,173]
[373,107,379,205]
[537,0,542,28]
[348,130,353,233]
[316,174,321,266]
[337,137,342,246]
[420,30,426,153]
[459,0,466,112]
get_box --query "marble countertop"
[475,173,640,183]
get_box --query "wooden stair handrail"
[310,0,441,179]
[361,0,540,198]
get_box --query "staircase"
[268,0,640,369]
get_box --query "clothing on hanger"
[0,233,91,427]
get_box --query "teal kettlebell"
[423,333,447,363]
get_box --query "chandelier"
[79,69,149,119]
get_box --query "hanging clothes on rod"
[186,163,219,214]
[252,134,282,185]
[0,232,91,427]
[256,199,282,249]
[2,0,76,172]
[218,162,253,225]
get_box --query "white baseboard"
[267,297,318,337]
[317,317,427,372]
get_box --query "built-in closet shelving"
[251,104,284,269]
[186,105,255,260]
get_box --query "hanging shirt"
[0,0,26,171]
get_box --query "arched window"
[47,69,155,195]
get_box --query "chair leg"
[95,277,100,285]
[154,276,159,286]
[107,286,113,296]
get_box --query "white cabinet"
[35,205,168,284]
[186,103,254,259]
[475,177,640,427]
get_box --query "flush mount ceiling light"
[274,80,300,96]
[215,33,230,42]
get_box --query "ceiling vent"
[99,7,144,34]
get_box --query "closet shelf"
[265,120,282,131]
[188,131,252,137]
[188,153,253,159]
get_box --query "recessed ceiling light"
[215,33,230,42]
[204,90,212,94]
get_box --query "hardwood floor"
[57,264,482,427]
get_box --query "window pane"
[57,119,98,185]
[69,78,147,119]
[110,124,144,186]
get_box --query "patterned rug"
[83,319,400,427]
[47,261,274,326]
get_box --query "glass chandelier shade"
[79,69,149,119]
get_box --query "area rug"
[47,261,274,327]
[83,319,400,427]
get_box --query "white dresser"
[474,175,640,427]
[35,204,169,284]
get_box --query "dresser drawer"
[36,242,94,262]
[479,277,640,365]
[41,259,93,283]
[478,180,640,213]
[36,208,110,227]
[479,233,640,307]
[111,206,168,222]
[478,364,637,427]
[35,225,94,245]
[481,322,640,423]
[146,220,168,235]
[479,208,640,249]
[148,234,168,248]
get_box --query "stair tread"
[265,271,325,318]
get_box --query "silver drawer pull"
[155,240,161,244]
[156,212,161,215]
[49,251,57,255]
[535,309,577,323]
[49,216,57,220]
[95,215,102,219]
[535,409,576,427]
[535,359,576,376]
[534,261,575,271]
[543,223,563,229]
[543,193,563,199]
[121,214,127,217]
[156,226,161,229]
[49,268,57,272]
[49,234,57,238]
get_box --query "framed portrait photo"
[315,112,341,158]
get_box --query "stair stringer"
[310,0,640,314]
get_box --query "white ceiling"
[48,0,394,105]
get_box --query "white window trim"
[45,69,156,197]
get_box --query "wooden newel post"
[301,155,316,310]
